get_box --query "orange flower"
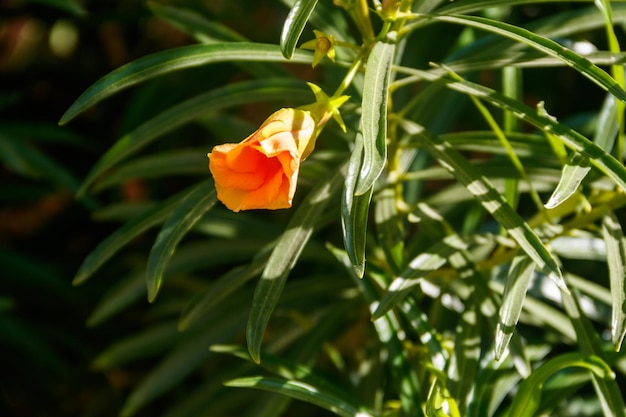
[208,108,317,212]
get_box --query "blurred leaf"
[73,184,199,285]
[560,288,626,417]
[59,43,313,125]
[25,0,86,15]
[356,35,396,195]
[225,376,374,417]
[375,185,404,274]
[280,0,318,59]
[247,163,346,363]
[507,353,613,417]
[148,2,247,43]
[341,135,372,277]
[329,244,424,416]
[179,257,266,331]
[148,3,290,78]
[87,272,144,327]
[602,213,626,350]
[0,133,80,193]
[146,180,216,301]
[93,149,207,191]
[92,322,180,370]
[78,79,311,195]
[120,308,248,417]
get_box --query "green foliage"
[8,0,626,416]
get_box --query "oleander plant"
[30,0,626,415]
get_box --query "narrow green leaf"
[59,43,313,125]
[78,79,311,195]
[399,120,565,291]
[148,2,247,43]
[27,0,86,15]
[147,3,289,78]
[395,66,626,196]
[413,14,626,103]
[247,164,346,364]
[147,180,216,302]
[372,234,469,320]
[356,36,396,195]
[544,154,590,209]
[225,376,374,417]
[602,213,626,350]
[545,94,619,208]
[179,258,267,331]
[560,286,626,417]
[507,353,614,417]
[0,133,81,193]
[375,185,404,274]
[341,135,373,277]
[120,308,247,417]
[93,149,207,191]
[495,255,536,361]
[87,273,144,327]
[328,244,423,416]
[280,0,318,59]
[73,185,199,285]
[92,322,179,370]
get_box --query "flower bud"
[208,108,316,212]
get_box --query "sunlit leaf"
[602,213,626,350]
[146,180,216,302]
[247,163,346,363]
[280,0,318,59]
[356,35,396,195]
[59,43,313,125]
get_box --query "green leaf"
[507,353,614,417]
[87,273,145,327]
[356,35,396,195]
[93,149,207,191]
[179,257,267,331]
[328,245,423,416]
[398,120,565,291]
[0,133,81,194]
[341,135,373,277]
[78,79,311,195]
[601,213,626,350]
[375,185,404,274]
[372,234,469,320]
[25,0,86,15]
[280,0,318,59]
[92,322,179,370]
[225,376,374,417]
[147,180,216,302]
[545,94,619,208]
[495,255,536,361]
[120,308,248,417]
[59,43,313,125]
[412,14,626,103]
[247,164,346,364]
[395,66,626,196]
[73,185,200,285]
[147,3,289,78]
[438,0,626,18]
[148,2,247,43]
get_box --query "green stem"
[333,48,367,97]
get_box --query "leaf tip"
[494,322,514,361]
